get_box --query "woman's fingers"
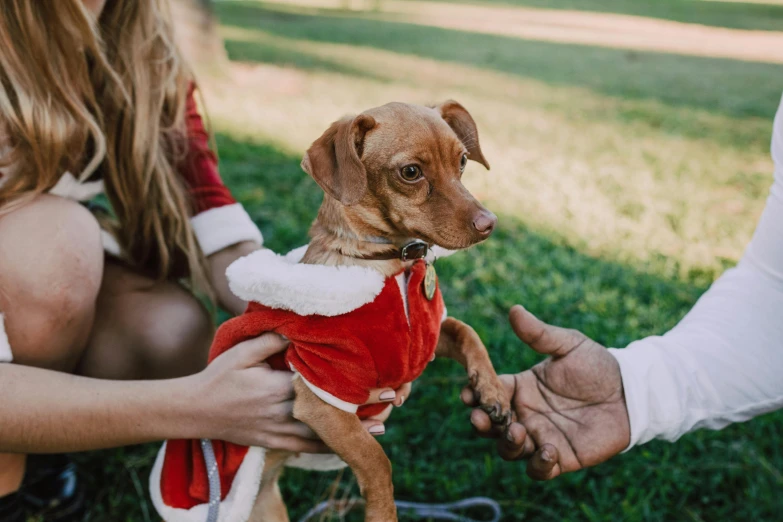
[241,368,295,402]
[365,387,399,405]
[366,404,393,422]
[273,416,387,440]
[365,382,412,406]
[392,382,411,407]
[231,333,290,367]
[266,417,320,440]
[261,434,330,454]
[360,419,386,436]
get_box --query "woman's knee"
[81,263,213,380]
[0,195,103,370]
[135,285,213,378]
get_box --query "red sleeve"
[179,85,236,215]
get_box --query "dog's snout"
[473,211,497,236]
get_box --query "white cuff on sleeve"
[609,339,687,451]
[190,203,263,256]
[0,313,12,363]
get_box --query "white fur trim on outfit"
[0,314,12,363]
[191,203,263,256]
[394,266,448,325]
[149,442,266,522]
[49,172,105,201]
[100,230,122,258]
[296,373,360,413]
[395,272,410,324]
[226,248,386,317]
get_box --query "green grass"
[71,1,783,520]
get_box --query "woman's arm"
[0,335,330,454]
[209,240,260,315]
[0,364,194,452]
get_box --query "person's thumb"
[225,333,290,368]
[509,305,583,358]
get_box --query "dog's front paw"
[469,369,513,429]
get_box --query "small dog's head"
[301,101,496,250]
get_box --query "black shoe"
[21,454,85,522]
[0,491,25,522]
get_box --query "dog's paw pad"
[470,371,512,429]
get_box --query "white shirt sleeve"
[608,93,783,449]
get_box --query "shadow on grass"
[216,2,783,125]
[73,134,783,522]
[436,0,783,32]
[223,36,384,81]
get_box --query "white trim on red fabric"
[0,314,12,363]
[294,373,360,413]
[100,230,122,258]
[149,442,266,522]
[394,272,410,324]
[191,203,263,257]
[227,247,386,317]
[49,172,104,201]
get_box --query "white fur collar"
[227,246,387,317]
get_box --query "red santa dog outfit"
[150,245,447,522]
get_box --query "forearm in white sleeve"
[608,93,783,449]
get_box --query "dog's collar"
[338,240,430,261]
[327,227,431,261]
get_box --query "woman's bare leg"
[0,194,213,497]
[77,259,213,381]
[0,195,104,495]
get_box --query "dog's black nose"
[473,211,497,236]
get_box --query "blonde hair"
[0,0,211,294]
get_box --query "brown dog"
[249,101,512,521]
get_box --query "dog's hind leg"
[291,377,397,522]
[437,317,513,429]
[249,451,291,522]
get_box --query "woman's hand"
[192,333,409,451]
[465,306,630,480]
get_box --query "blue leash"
[201,438,501,522]
[201,439,221,522]
[299,497,502,522]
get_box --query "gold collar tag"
[423,263,437,301]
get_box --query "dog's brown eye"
[459,153,468,172]
[400,165,422,182]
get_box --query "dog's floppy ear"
[301,114,377,205]
[434,100,490,170]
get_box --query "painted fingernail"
[369,424,385,435]
[379,390,396,401]
[541,449,552,462]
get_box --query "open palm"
[466,305,631,480]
